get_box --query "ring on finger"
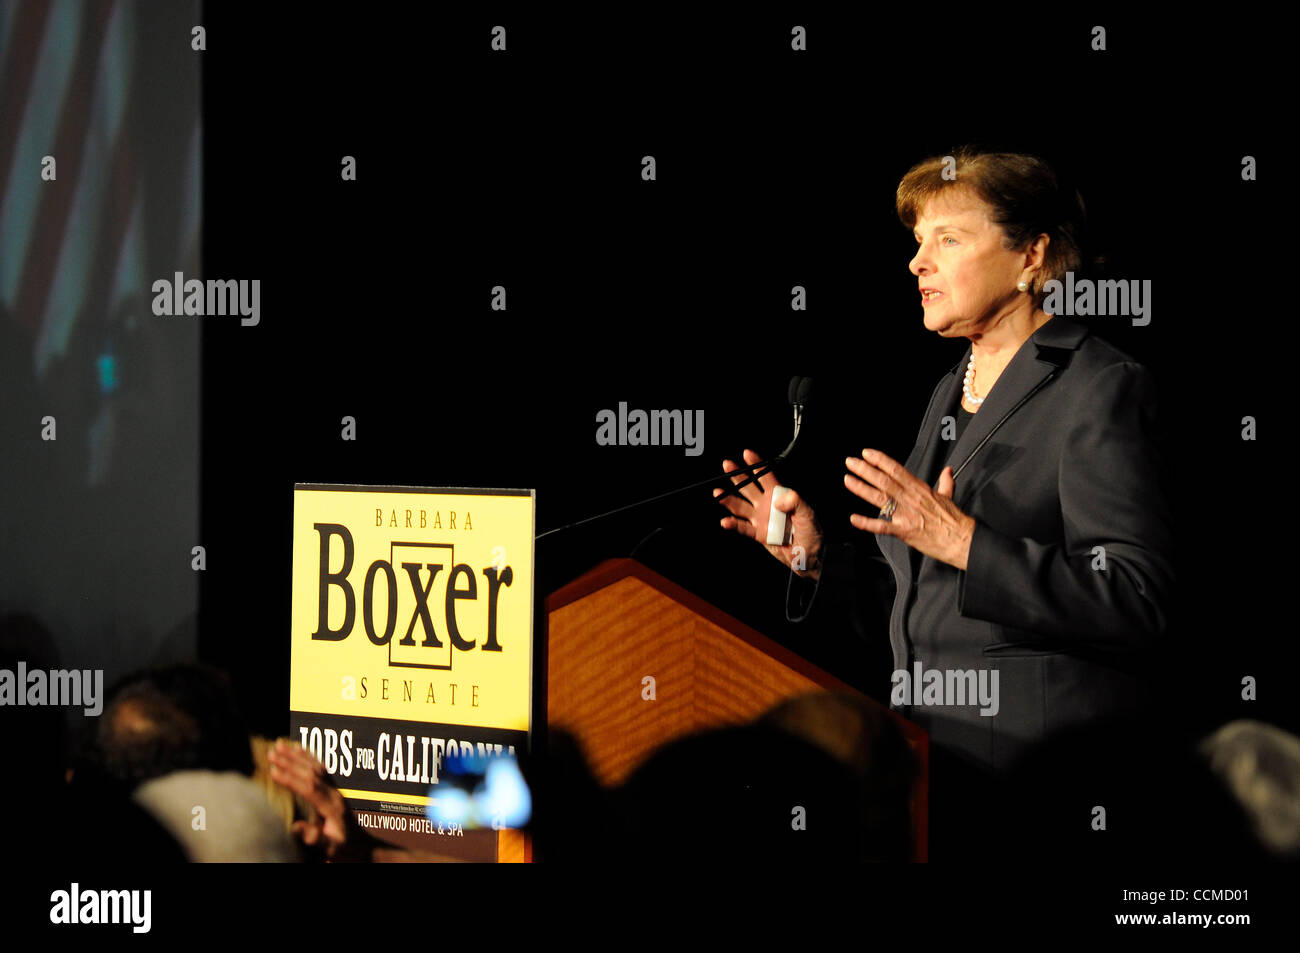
[880,497,898,521]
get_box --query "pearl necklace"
[963,356,985,406]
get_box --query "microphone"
[534,376,812,541]
[717,375,813,499]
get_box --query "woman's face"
[909,190,1027,339]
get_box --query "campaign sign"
[289,484,534,821]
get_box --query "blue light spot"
[97,354,117,394]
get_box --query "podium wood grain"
[545,559,928,860]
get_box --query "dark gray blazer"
[802,316,1175,776]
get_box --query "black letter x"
[399,563,444,646]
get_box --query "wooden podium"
[544,558,928,861]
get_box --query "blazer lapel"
[945,316,1088,511]
[879,316,1089,580]
[910,355,965,497]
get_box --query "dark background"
[198,9,1285,747]
[0,1,1290,932]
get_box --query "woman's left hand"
[845,449,976,571]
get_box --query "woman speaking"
[714,147,1174,855]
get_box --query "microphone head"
[795,377,813,406]
[787,376,803,405]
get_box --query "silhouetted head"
[78,664,252,793]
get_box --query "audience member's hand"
[268,738,373,862]
[714,448,824,578]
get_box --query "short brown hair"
[896,147,1086,302]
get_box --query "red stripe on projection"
[0,0,55,204]
[12,0,118,332]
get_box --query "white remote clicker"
[767,486,793,546]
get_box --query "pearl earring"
[1017,280,1029,293]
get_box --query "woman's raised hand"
[844,449,975,571]
[713,448,824,578]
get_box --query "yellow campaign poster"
[289,484,534,815]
